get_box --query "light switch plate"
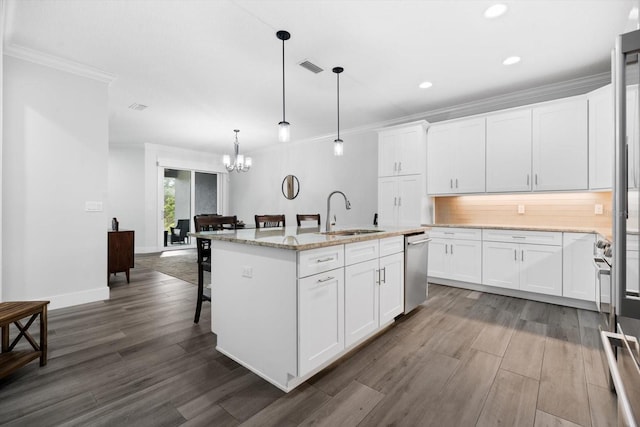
[595,204,604,215]
[85,201,103,212]
[517,204,525,214]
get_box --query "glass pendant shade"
[222,154,231,167]
[278,121,290,143]
[334,138,344,156]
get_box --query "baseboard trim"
[45,286,110,310]
[429,277,598,311]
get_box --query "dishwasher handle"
[408,238,431,246]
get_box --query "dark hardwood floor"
[0,267,617,426]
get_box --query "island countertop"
[189,225,429,251]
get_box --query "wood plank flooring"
[0,267,617,426]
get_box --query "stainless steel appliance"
[404,232,431,313]
[599,29,640,427]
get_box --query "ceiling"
[4,0,637,154]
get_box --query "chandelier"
[222,130,252,172]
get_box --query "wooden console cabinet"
[108,230,134,283]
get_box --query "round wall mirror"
[282,175,300,200]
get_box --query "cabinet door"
[377,177,397,227]
[397,175,422,226]
[628,250,639,295]
[454,117,486,194]
[482,241,519,290]
[378,133,397,177]
[519,244,563,296]
[298,269,345,375]
[486,109,532,192]
[448,239,482,283]
[562,233,596,301]
[396,126,424,175]
[427,124,455,195]
[532,97,588,191]
[379,253,405,325]
[345,260,379,347]
[588,85,614,190]
[428,238,450,279]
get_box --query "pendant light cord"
[337,72,340,140]
[282,39,286,122]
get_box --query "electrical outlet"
[595,204,604,215]
[241,266,253,278]
[517,204,525,214]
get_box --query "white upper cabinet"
[378,121,427,177]
[377,121,427,227]
[588,85,614,190]
[486,109,532,192]
[532,96,588,191]
[427,117,486,195]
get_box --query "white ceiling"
[4,0,637,154]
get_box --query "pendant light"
[222,130,252,173]
[276,30,291,142]
[333,66,344,156]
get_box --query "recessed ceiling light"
[419,81,433,89]
[503,56,521,65]
[484,4,507,19]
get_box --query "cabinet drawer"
[379,236,404,257]
[430,227,482,241]
[482,229,562,246]
[345,240,379,266]
[298,245,345,278]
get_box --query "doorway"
[162,168,220,249]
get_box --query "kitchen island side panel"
[211,240,297,389]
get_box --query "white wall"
[3,56,109,308]
[229,132,378,228]
[108,145,145,249]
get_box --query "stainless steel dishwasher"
[404,232,431,313]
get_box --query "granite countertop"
[423,223,606,234]
[189,225,429,251]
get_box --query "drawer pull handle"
[514,249,517,261]
[317,276,335,283]
[316,257,334,263]
[512,236,526,239]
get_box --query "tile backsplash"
[433,192,612,235]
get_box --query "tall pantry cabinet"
[377,121,428,227]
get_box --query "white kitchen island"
[191,225,427,392]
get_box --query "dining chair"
[192,214,237,323]
[254,214,285,228]
[296,213,321,227]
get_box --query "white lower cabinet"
[344,238,404,347]
[345,260,379,347]
[379,252,405,324]
[298,268,345,376]
[563,233,596,301]
[428,237,482,283]
[482,232,563,297]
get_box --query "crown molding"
[248,71,611,156]
[4,43,116,84]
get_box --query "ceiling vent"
[128,103,148,111]
[299,60,323,74]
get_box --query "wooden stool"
[0,301,50,379]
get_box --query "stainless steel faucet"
[326,190,351,232]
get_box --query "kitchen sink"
[321,229,384,236]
